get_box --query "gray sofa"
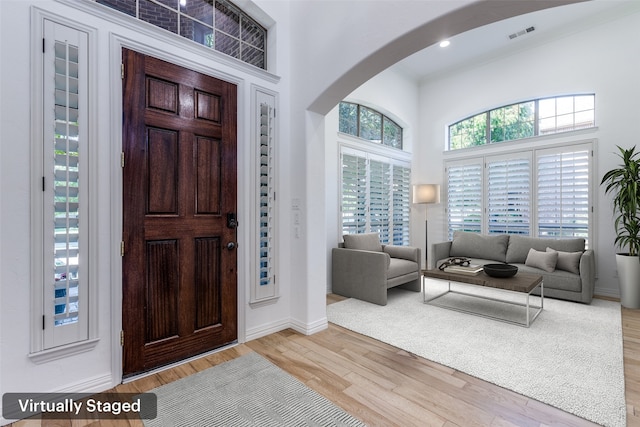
[432,231,595,304]
[332,233,421,305]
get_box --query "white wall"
[416,6,640,298]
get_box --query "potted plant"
[601,145,640,308]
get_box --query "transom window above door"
[96,0,267,69]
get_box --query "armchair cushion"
[343,233,383,252]
[384,245,420,263]
[388,258,419,279]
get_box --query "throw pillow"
[546,247,581,274]
[525,248,558,272]
[343,233,383,252]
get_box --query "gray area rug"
[327,283,626,427]
[144,352,366,427]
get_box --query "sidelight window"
[251,88,278,303]
[36,19,93,352]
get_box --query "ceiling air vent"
[508,26,535,40]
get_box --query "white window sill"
[28,338,100,364]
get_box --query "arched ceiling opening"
[307,0,587,115]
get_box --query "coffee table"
[422,269,544,327]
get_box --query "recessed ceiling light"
[439,40,451,48]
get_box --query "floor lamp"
[413,184,440,270]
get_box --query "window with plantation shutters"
[340,147,411,245]
[537,145,591,244]
[41,20,90,349]
[486,154,531,235]
[444,141,593,246]
[251,88,277,303]
[259,102,274,287]
[446,160,483,240]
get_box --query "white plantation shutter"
[341,153,368,235]
[43,20,89,348]
[392,165,411,245]
[445,141,593,246]
[537,145,591,245]
[369,159,391,242]
[486,154,531,235]
[252,89,277,302]
[259,102,274,287]
[446,160,483,239]
[340,147,411,244]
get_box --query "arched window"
[97,0,267,69]
[448,94,595,150]
[339,102,403,150]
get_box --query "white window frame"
[30,12,99,362]
[444,139,595,248]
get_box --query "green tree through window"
[448,95,594,150]
[339,102,403,150]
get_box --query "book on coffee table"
[443,264,483,275]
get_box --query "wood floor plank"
[7,296,639,427]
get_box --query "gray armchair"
[331,233,422,305]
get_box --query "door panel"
[122,48,237,376]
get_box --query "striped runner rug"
[143,352,365,427]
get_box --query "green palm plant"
[601,146,640,257]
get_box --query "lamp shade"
[413,184,440,204]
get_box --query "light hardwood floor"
[10,296,640,427]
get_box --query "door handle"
[227,242,237,250]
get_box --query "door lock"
[227,213,238,229]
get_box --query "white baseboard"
[594,288,621,300]
[289,317,328,336]
[54,373,115,394]
[245,318,292,341]
[245,317,329,341]
[0,373,114,426]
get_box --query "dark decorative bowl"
[483,264,518,278]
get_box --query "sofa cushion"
[450,231,509,262]
[515,264,583,292]
[343,233,382,252]
[525,248,558,272]
[546,247,582,274]
[387,258,418,279]
[506,235,585,264]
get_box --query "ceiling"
[391,0,640,82]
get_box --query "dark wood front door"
[121,49,237,377]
